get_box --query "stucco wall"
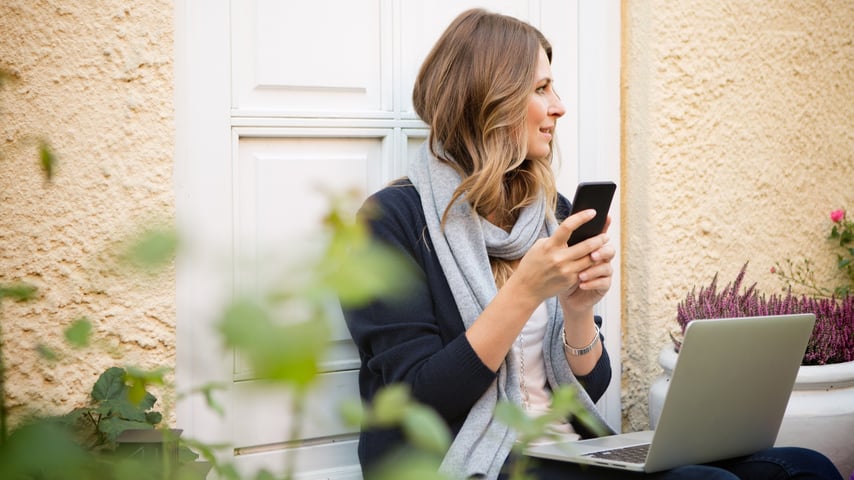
[0,1,174,423]
[622,0,854,430]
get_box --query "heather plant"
[675,263,854,365]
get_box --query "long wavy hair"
[412,9,559,285]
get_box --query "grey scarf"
[408,142,614,479]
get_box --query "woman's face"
[525,47,566,160]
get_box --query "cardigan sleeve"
[573,316,611,402]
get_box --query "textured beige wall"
[622,0,854,430]
[0,1,174,424]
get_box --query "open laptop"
[524,313,816,473]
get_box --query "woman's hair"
[412,9,558,232]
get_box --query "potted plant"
[0,365,212,479]
[650,207,854,477]
[59,366,210,476]
[668,263,854,365]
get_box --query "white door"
[175,1,620,478]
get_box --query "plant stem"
[284,389,307,480]
[0,316,7,445]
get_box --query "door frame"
[173,0,623,460]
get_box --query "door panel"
[231,371,359,448]
[234,439,361,480]
[232,0,389,114]
[232,135,386,392]
[234,136,384,272]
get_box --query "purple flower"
[676,263,854,365]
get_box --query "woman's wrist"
[562,323,600,356]
[560,300,594,323]
[501,271,545,313]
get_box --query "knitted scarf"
[408,142,613,479]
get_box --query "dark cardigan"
[342,179,612,470]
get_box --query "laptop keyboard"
[583,443,650,464]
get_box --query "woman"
[343,8,842,480]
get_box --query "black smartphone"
[566,181,616,246]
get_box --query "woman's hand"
[509,209,614,309]
[467,209,613,372]
[558,212,615,315]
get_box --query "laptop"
[524,313,816,473]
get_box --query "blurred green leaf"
[313,190,417,309]
[124,366,166,405]
[64,318,92,348]
[323,241,416,308]
[495,386,604,448]
[38,139,57,181]
[339,398,365,427]
[193,382,227,418]
[107,455,165,480]
[121,227,179,270]
[253,470,277,480]
[401,404,451,454]
[370,384,411,427]
[218,296,330,389]
[495,401,539,441]
[368,449,447,480]
[36,343,59,361]
[494,401,528,430]
[0,282,37,301]
[551,386,609,438]
[217,298,269,346]
[0,419,89,478]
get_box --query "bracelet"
[562,324,600,356]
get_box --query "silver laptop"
[524,313,816,473]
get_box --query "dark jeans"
[499,447,843,480]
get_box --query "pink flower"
[830,209,845,223]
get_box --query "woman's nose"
[549,99,566,118]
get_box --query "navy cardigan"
[342,179,612,470]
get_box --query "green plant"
[495,385,609,479]
[339,384,450,480]
[57,366,168,451]
[0,366,205,480]
[829,208,854,296]
[773,208,854,298]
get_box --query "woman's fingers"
[551,209,596,247]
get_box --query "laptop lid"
[523,313,815,473]
[643,313,815,471]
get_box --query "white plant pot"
[650,345,854,478]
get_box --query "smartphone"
[566,181,616,246]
